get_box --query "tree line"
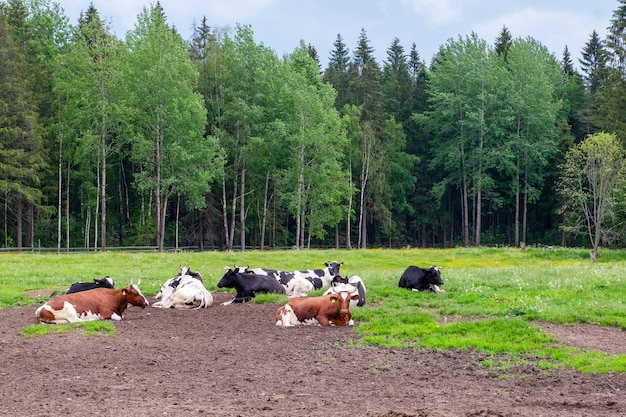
[1,0,626,253]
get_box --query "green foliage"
[558,132,626,257]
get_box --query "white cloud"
[402,0,462,25]
[197,0,279,20]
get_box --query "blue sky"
[56,0,617,68]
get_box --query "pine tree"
[494,26,512,63]
[0,4,45,250]
[562,46,576,76]
[596,0,626,143]
[579,30,608,94]
[322,33,351,111]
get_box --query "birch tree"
[126,4,220,251]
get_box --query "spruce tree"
[579,30,608,94]
[0,5,45,250]
[322,33,351,111]
[494,26,512,63]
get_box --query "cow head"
[324,261,343,276]
[427,266,444,286]
[329,285,359,325]
[217,268,238,288]
[330,275,349,286]
[123,283,149,308]
[94,276,115,289]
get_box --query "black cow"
[398,266,444,293]
[67,276,115,294]
[325,275,367,307]
[217,268,286,305]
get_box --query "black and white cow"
[217,267,286,305]
[294,261,343,289]
[153,266,213,309]
[67,276,115,294]
[324,275,367,307]
[398,266,444,293]
[239,261,343,298]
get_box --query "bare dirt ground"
[0,291,624,417]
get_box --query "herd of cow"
[35,261,445,327]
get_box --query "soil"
[1,291,624,417]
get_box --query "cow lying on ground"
[275,284,359,327]
[67,276,115,294]
[398,266,444,293]
[153,266,213,309]
[324,275,367,307]
[217,267,286,305]
[36,282,148,324]
[243,267,313,298]
[240,261,343,297]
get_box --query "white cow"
[324,275,367,307]
[153,267,213,309]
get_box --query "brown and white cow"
[275,285,359,327]
[35,283,148,324]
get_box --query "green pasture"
[3,247,625,374]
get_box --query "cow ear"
[122,289,127,296]
[351,294,360,301]
[330,294,337,303]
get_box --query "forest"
[2,0,626,253]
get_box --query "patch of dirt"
[23,289,56,298]
[532,321,626,355]
[0,292,624,417]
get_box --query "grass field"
[4,246,626,373]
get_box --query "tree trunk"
[260,167,270,250]
[514,156,520,247]
[66,163,70,251]
[16,194,22,251]
[57,132,63,253]
[295,145,305,249]
[27,202,34,250]
[220,170,231,251]
[155,126,163,252]
[522,153,529,246]
[229,168,237,251]
[175,195,180,250]
[461,170,469,247]
[100,132,107,252]
[239,162,246,251]
[346,162,352,249]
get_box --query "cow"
[324,275,367,307]
[245,268,314,298]
[293,261,343,290]
[154,266,202,301]
[153,266,212,309]
[275,285,360,327]
[35,283,148,324]
[398,266,445,293]
[67,276,115,294]
[217,267,286,305]
[238,261,343,298]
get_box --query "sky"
[55,0,618,69]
